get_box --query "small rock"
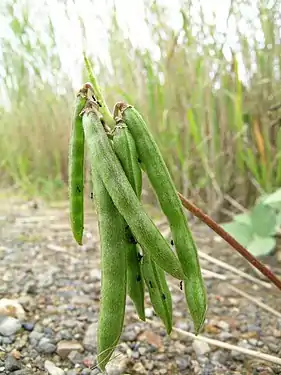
[44,360,65,375]
[0,316,21,336]
[192,340,211,357]
[66,371,77,375]
[83,322,98,352]
[138,346,146,356]
[81,369,91,375]
[144,308,154,318]
[11,349,21,359]
[216,320,229,331]
[29,331,44,346]
[121,326,138,342]
[105,353,129,375]
[38,273,54,288]
[218,332,233,341]
[132,362,147,374]
[68,350,84,365]
[138,331,163,349]
[231,340,251,360]
[37,337,56,354]
[57,340,83,359]
[62,320,78,329]
[22,322,34,332]
[5,354,21,371]
[0,299,26,320]
[211,350,229,365]
[71,295,92,305]
[176,357,190,370]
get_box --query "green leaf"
[276,212,281,226]
[264,188,281,207]
[221,221,253,247]
[247,236,276,257]
[234,212,252,226]
[251,203,277,237]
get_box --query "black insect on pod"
[128,235,137,244]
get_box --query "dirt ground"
[0,192,281,375]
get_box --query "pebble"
[192,340,211,357]
[57,340,84,359]
[144,307,154,318]
[22,322,34,331]
[29,331,44,346]
[0,316,22,336]
[121,325,139,342]
[5,354,21,371]
[132,362,147,374]
[37,337,56,353]
[81,369,91,375]
[176,357,190,370]
[83,322,98,352]
[105,353,128,375]
[231,340,252,360]
[44,360,65,375]
[67,350,83,365]
[0,299,26,320]
[216,320,229,331]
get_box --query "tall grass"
[1,0,281,212]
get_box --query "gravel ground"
[0,193,281,375]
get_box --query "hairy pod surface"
[82,107,184,280]
[91,168,127,371]
[120,104,207,333]
[112,123,145,321]
[68,90,87,245]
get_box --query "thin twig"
[178,192,281,292]
[228,285,281,319]
[198,251,271,289]
[143,317,281,365]
[201,268,227,280]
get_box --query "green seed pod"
[82,107,184,281]
[119,104,207,334]
[112,122,145,321]
[68,87,88,245]
[91,169,127,372]
[141,250,173,334]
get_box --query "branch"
[178,192,281,292]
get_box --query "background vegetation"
[1,0,281,219]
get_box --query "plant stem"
[83,53,115,128]
[178,192,281,292]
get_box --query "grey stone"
[83,322,98,352]
[57,340,83,359]
[29,331,44,344]
[0,317,21,336]
[105,353,128,375]
[176,357,189,370]
[5,354,21,371]
[144,307,154,318]
[44,360,65,375]
[2,335,15,344]
[121,329,138,342]
[81,369,91,375]
[192,340,211,357]
[132,362,147,374]
[22,322,34,331]
[231,340,252,360]
[37,337,56,354]
[67,350,83,365]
